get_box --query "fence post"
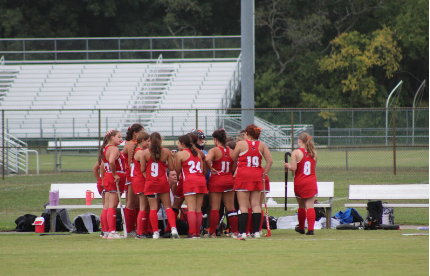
[291,110,294,152]
[393,108,396,175]
[54,137,57,173]
[196,109,198,130]
[98,109,101,153]
[2,110,4,180]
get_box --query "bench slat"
[266,182,334,198]
[46,204,104,209]
[345,203,429,208]
[348,184,429,200]
[50,183,125,199]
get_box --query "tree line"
[0,0,427,108]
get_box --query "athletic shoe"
[259,230,263,236]
[103,232,109,239]
[253,232,261,238]
[163,231,172,238]
[247,233,252,238]
[153,231,160,239]
[203,233,216,238]
[135,234,147,239]
[171,227,180,239]
[127,230,136,238]
[306,230,314,235]
[107,231,123,239]
[295,226,305,234]
[232,232,246,239]
[100,231,104,238]
[191,234,201,239]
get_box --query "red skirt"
[234,180,263,192]
[104,172,126,193]
[209,174,234,193]
[175,180,184,198]
[183,185,208,196]
[97,177,104,195]
[131,175,145,195]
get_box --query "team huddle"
[93,123,318,239]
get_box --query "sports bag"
[15,214,37,232]
[363,200,383,230]
[73,213,101,233]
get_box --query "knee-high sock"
[238,212,248,234]
[259,210,264,231]
[187,211,197,236]
[107,208,116,233]
[227,210,238,233]
[146,211,152,233]
[252,212,262,233]
[124,208,135,232]
[166,208,177,229]
[150,210,159,233]
[164,208,179,232]
[298,208,306,230]
[247,208,252,234]
[101,209,108,232]
[307,208,316,231]
[209,210,219,235]
[136,210,145,236]
[196,212,203,235]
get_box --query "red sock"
[107,208,116,232]
[227,210,238,233]
[124,208,135,232]
[150,210,159,233]
[298,208,306,230]
[146,211,152,233]
[188,211,197,236]
[101,209,108,232]
[247,209,252,234]
[141,210,148,234]
[209,210,219,235]
[307,208,316,231]
[137,210,145,236]
[196,212,203,235]
[260,210,264,231]
[166,208,177,229]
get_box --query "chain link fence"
[1,108,428,184]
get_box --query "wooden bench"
[266,182,334,228]
[46,183,125,232]
[345,184,429,208]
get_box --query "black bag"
[262,216,277,230]
[74,213,101,233]
[15,214,37,232]
[351,208,364,223]
[116,208,123,231]
[364,200,383,230]
[315,207,326,221]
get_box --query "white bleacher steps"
[0,66,19,97]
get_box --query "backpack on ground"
[363,200,383,230]
[41,204,74,232]
[262,216,278,230]
[73,213,101,233]
[335,208,363,224]
[15,214,37,232]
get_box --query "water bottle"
[417,227,429,230]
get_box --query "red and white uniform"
[234,140,264,191]
[175,175,184,198]
[102,145,127,193]
[294,148,318,199]
[144,157,170,195]
[209,146,234,193]
[123,152,131,185]
[131,148,145,195]
[97,176,104,195]
[181,149,207,195]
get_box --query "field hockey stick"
[115,180,127,238]
[216,213,226,234]
[263,174,271,237]
[284,152,291,211]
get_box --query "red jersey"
[131,148,143,178]
[102,145,126,174]
[181,149,207,194]
[144,156,170,194]
[294,148,318,192]
[235,140,264,187]
[209,146,234,192]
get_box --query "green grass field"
[0,230,428,276]
[0,148,428,275]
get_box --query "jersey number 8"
[304,161,311,175]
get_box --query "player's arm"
[107,147,119,182]
[260,142,273,175]
[140,150,148,178]
[284,149,299,171]
[205,148,217,175]
[164,148,174,171]
[175,152,183,178]
[92,161,100,181]
[199,151,207,176]
[314,151,318,166]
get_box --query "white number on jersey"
[103,163,110,172]
[118,158,124,171]
[130,163,135,177]
[221,161,230,173]
[151,162,159,177]
[188,160,202,173]
[246,156,259,167]
[304,161,311,175]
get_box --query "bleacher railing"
[0,36,241,63]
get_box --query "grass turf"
[0,230,428,276]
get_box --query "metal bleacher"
[0,57,240,139]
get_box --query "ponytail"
[212,128,227,147]
[125,123,144,141]
[298,132,316,158]
[150,132,162,161]
[132,132,150,159]
[179,134,198,157]
[98,129,119,165]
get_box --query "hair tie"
[133,141,137,144]
[219,128,225,131]
[307,136,312,140]
[105,129,114,137]
[254,127,262,130]
[128,127,130,130]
